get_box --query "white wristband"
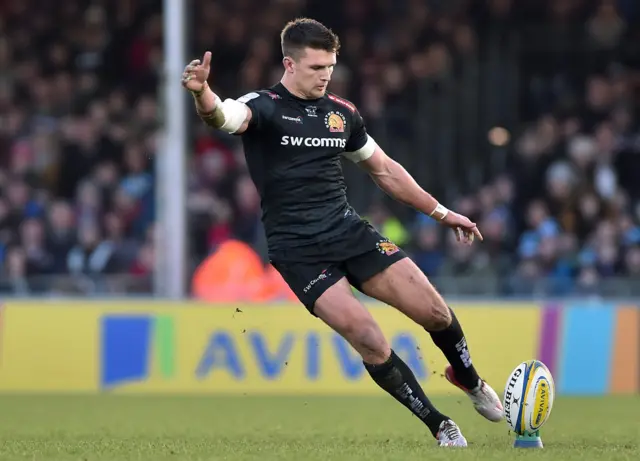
[429,203,449,220]
[209,95,247,134]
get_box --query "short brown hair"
[280,18,340,60]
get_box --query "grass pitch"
[0,395,638,460]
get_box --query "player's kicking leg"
[312,277,468,447]
[358,258,504,423]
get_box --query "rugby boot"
[436,419,468,447]
[445,365,504,422]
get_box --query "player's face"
[291,48,336,98]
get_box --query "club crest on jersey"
[325,111,346,133]
[377,240,399,256]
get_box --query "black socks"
[429,307,480,390]
[365,350,447,437]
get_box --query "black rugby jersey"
[235,83,371,259]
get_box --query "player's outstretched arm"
[357,146,483,244]
[181,51,252,135]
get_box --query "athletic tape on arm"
[214,94,248,134]
[342,135,377,163]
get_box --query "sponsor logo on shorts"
[282,115,303,124]
[303,269,331,293]
[281,136,346,148]
[377,240,399,256]
[325,111,346,133]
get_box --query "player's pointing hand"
[441,211,483,245]
[181,51,212,93]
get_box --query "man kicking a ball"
[182,17,503,447]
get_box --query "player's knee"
[343,318,389,364]
[421,295,452,331]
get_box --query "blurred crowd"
[0,0,639,297]
[402,0,640,297]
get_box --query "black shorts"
[270,221,407,314]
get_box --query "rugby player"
[182,18,503,447]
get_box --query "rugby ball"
[503,360,555,435]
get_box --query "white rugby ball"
[503,360,555,435]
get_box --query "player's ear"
[283,56,295,73]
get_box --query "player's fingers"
[465,230,474,245]
[454,227,461,242]
[189,59,200,66]
[202,51,212,68]
[472,226,483,242]
[181,72,196,84]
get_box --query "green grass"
[0,395,638,460]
